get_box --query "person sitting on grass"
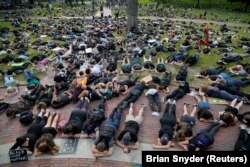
[35,112,60,156]
[10,109,50,155]
[152,99,176,149]
[92,108,123,158]
[116,103,145,153]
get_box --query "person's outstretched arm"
[152,138,174,149]
[93,147,114,158]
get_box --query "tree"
[196,0,200,8]
[228,0,250,12]
[127,0,138,30]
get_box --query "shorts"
[198,101,211,110]
[181,115,196,127]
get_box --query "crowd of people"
[0,8,249,160]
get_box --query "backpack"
[100,125,116,141]
[89,110,105,123]
[176,66,188,81]
[196,133,213,148]
[19,111,33,125]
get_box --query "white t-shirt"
[91,64,103,74]
[145,88,158,96]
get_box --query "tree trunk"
[245,2,249,12]
[196,0,200,8]
[127,0,138,31]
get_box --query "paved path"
[95,7,112,17]
[0,139,181,165]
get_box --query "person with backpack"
[165,81,190,101]
[234,124,250,151]
[152,99,176,149]
[157,72,172,92]
[92,108,123,158]
[176,65,188,81]
[178,122,222,151]
[80,99,106,138]
[116,103,145,153]
[10,109,50,155]
[184,54,199,66]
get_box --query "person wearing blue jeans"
[92,108,123,158]
[24,70,40,87]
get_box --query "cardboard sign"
[140,75,153,83]
[85,48,92,54]
[9,149,28,163]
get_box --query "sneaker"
[239,124,247,130]
[15,114,21,117]
[172,100,176,104]
[130,103,133,108]
[85,97,90,103]
[246,128,250,134]
[152,111,160,116]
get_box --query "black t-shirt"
[119,79,135,87]
[117,121,139,143]
[197,108,213,120]
[66,109,87,134]
[133,83,147,93]
[42,127,57,137]
[159,118,175,140]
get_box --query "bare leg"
[38,110,45,117]
[230,98,237,107]
[44,110,50,117]
[183,104,188,115]
[235,101,243,111]
[122,57,126,65]
[190,106,197,117]
[143,56,147,63]
[45,114,53,127]
[128,103,134,116]
[202,95,207,102]
[138,107,144,117]
[157,58,160,64]
[51,114,59,129]
[149,56,152,62]
[194,95,201,102]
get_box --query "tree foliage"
[228,0,250,12]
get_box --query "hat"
[160,133,169,145]
[122,132,131,146]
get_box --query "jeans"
[165,88,185,101]
[219,90,242,101]
[234,129,250,151]
[147,93,161,113]
[24,70,37,82]
[106,108,122,129]
[96,100,105,112]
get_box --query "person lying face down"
[61,108,88,138]
[152,100,177,149]
[116,103,145,153]
[10,110,50,155]
[35,112,60,156]
[92,108,123,158]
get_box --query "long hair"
[176,122,192,141]
[36,135,59,153]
